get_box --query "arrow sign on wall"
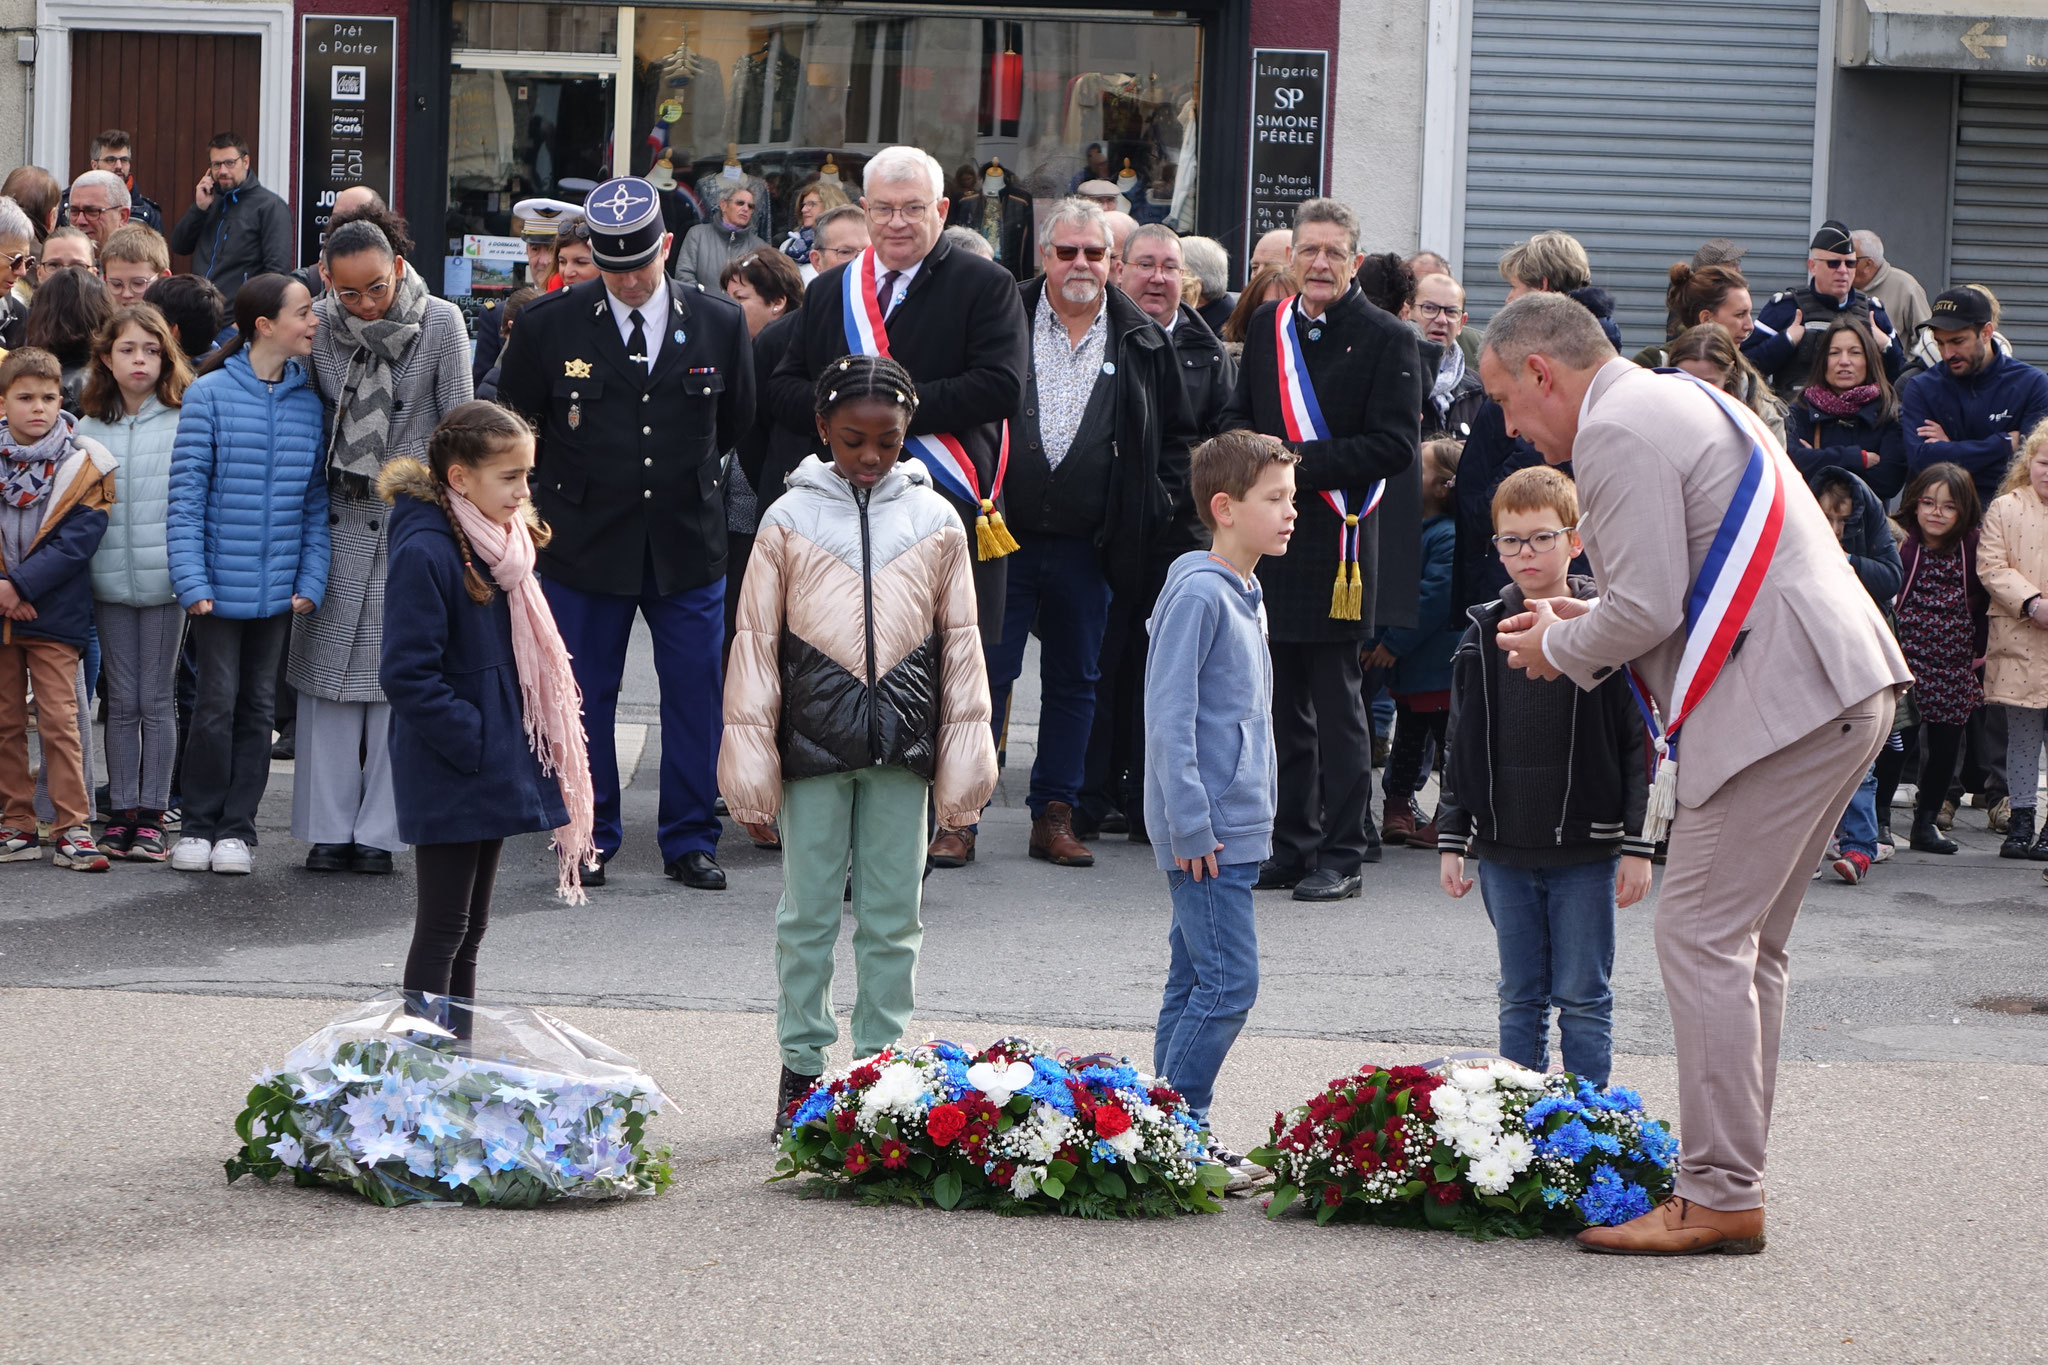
[1961,21,2007,60]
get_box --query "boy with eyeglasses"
[1436,464,1653,1088]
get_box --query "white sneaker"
[169,836,213,871]
[209,838,253,875]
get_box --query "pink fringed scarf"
[446,490,597,903]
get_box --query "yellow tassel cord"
[1329,566,1352,619]
[975,499,1020,559]
[1344,559,1364,620]
[1329,512,1363,621]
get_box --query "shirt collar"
[1035,287,1107,348]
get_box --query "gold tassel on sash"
[1329,512,1363,621]
[976,498,1020,560]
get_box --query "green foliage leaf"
[932,1171,963,1210]
[1039,1175,1066,1199]
[1047,1158,1077,1182]
[1266,1183,1300,1219]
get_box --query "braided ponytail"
[426,399,540,604]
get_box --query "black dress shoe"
[581,858,607,888]
[1909,811,1958,855]
[351,845,394,874]
[776,1064,820,1135]
[305,843,351,872]
[1254,858,1308,890]
[1293,868,1363,901]
[667,851,727,890]
[1099,808,1130,835]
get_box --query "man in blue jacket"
[1902,286,2048,505]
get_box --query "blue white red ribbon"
[1275,295,1381,618]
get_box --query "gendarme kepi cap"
[582,177,665,271]
[1924,286,1996,332]
[1809,219,1855,255]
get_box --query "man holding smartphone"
[168,132,292,304]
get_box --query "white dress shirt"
[606,284,665,370]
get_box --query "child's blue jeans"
[1154,859,1260,1129]
[1477,857,1617,1088]
[1835,766,1880,859]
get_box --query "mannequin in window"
[945,157,1035,282]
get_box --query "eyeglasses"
[1916,497,1959,514]
[1124,256,1181,276]
[209,158,244,172]
[817,243,863,260]
[1413,301,1463,320]
[1050,244,1108,263]
[68,203,112,218]
[334,274,396,305]
[1492,527,1576,555]
[1292,244,1351,263]
[1815,256,1857,271]
[865,202,931,224]
[96,154,132,168]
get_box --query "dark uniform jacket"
[1012,278,1200,594]
[768,234,1029,531]
[1743,281,1905,401]
[735,307,812,516]
[496,277,754,597]
[1168,302,1236,438]
[1221,284,1423,642]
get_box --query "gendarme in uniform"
[496,175,754,890]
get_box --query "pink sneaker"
[1831,850,1871,885]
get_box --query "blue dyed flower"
[1541,1185,1570,1208]
[932,1041,968,1062]
[1538,1118,1595,1162]
[1637,1121,1678,1167]
[790,1087,834,1129]
[1523,1096,1586,1129]
[1577,1163,1653,1225]
[1589,1130,1622,1155]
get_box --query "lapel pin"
[674,329,687,344]
[1102,361,1116,375]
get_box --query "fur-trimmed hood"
[376,454,547,537]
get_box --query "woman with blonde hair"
[1979,423,2048,860]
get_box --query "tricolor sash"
[1626,371,1791,842]
[841,248,1016,559]
[1275,295,1382,619]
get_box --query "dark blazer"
[1016,278,1199,594]
[496,277,755,596]
[768,234,1030,529]
[379,486,571,846]
[736,307,812,515]
[946,192,1036,280]
[1221,284,1423,641]
[1168,302,1236,439]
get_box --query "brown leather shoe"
[1381,805,1418,846]
[927,828,975,868]
[1029,801,1095,867]
[1576,1195,1765,1256]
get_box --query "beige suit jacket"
[1545,360,1911,806]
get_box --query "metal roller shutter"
[1951,78,2048,361]
[1461,0,1821,353]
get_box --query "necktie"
[627,308,649,375]
[876,270,901,320]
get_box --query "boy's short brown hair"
[98,222,170,274]
[0,346,63,395]
[1191,430,1298,530]
[1491,464,1578,529]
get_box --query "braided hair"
[814,353,919,424]
[426,400,546,604]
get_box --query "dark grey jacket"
[167,176,294,303]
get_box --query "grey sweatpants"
[97,601,184,811]
[290,694,401,851]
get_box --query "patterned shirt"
[1032,290,1108,469]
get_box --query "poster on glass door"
[299,15,397,265]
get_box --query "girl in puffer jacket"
[721,355,998,1133]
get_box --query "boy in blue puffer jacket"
[166,273,329,876]
[0,348,116,871]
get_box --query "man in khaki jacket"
[1481,292,1910,1256]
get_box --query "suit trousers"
[1080,586,1150,828]
[1655,689,1892,1210]
[986,535,1112,818]
[1269,640,1373,876]
[290,695,401,851]
[542,569,724,863]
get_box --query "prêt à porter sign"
[1246,49,1329,250]
[298,15,396,264]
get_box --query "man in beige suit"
[1480,293,1910,1256]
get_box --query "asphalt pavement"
[3,627,2046,1362]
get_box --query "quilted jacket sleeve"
[930,522,997,826]
[718,520,790,823]
[167,383,218,609]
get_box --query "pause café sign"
[1246,49,1329,243]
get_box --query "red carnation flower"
[1357,1084,1379,1103]
[926,1103,968,1147]
[1094,1104,1133,1139]
[843,1143,872,1175]
[834,1109,857,1134]
[1150,1086,1184,1109]
[1429,1181,1461,1205]
[878,1138,910,1170]
[1322,1184,1343,1208]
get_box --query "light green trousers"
[775,765,930,1076]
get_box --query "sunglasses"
[5,252,36,272]
[1050,244,1107,263]
[1816,256,1857,270]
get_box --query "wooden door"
[69,30,265,273]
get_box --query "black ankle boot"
[1911,809,1958,855]
[775,1065,820,1136]
[2000,805,2039,859]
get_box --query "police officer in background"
[1743,219,1905,402]
[496,176,754,891]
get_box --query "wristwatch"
[2026,594,2042,621]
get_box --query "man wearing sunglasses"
[167,131,293,305]
[1742,219,1904,404]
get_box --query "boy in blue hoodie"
[1146,430,1297,1182]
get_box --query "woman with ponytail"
[377,401,593,1011]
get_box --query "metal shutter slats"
[1953,78,2048,357]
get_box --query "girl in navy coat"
[378,401,594,1013]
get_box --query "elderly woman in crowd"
[675,181,763,290]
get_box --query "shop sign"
[298,15,397,263]
[1246,49,1328,247]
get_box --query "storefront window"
[452,1,617,55]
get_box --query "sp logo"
[1273,87,1306,111]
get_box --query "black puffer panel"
[777,629,941,782]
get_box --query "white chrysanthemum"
[1486,1059,1544,1089]
[1453,1122,1495,1159]
[1431,1085,1469,1119]
[1106,1127,1143,1161]
[1452,1067,1494,1093]
[1495,1132,1535,1171]
[1470,1153,1514,1194]
[1465,1092,1505,1126]
[859,1061,926,1120]
[1010,1165,1042,1198]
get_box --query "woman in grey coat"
[291,218,473,873]
[673,180,764,291]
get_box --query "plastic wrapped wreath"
[1250,1058,1676,1240]
[225,993,674,1208]
[773,1037,1230,1217]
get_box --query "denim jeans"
[1153,860,1260,1127]
[1477,857,1617,1088]
[986,534,1113,818]
[1836,765,1880,858]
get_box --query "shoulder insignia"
[482,300,499,312]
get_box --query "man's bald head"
[1104,211,1138,286]
[1251,228,1293,270]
